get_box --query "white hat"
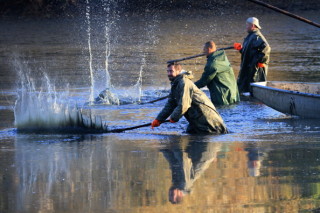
[246,17,261,29]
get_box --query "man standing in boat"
[151,63,228,134]
[195,41,240,106]
[234,17,271,93]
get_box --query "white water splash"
[132,56,146,103]
[103,0,113,89]
[86,0,95,103]
[84,0,121,105]
[13,58,104,131]
[96,9,161,105]
[96,55,146,105]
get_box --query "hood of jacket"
[171,70,194,84]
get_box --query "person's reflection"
[245,144,266,177]
[161,139,221,204]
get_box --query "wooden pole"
[166,46,234,64]
[247,0,320,28]
[107,120,170,133]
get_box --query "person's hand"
[233,42,242,51]
[151,119,161,129]
[169,118,176,123]
[257,62,265,68]
[169,188,185,204]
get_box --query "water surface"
[0,8,320,213]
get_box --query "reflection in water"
[245,144,266,177]
[14,135,115,212]
[1,133,320,212]
[161,139,221,204]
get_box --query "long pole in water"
[166,46,234,64]
[140,95,169,104]
[247,0,320,28]
[108,120,170,133]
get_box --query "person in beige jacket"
[151,63,228,134]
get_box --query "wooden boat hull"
[250,81,320,118]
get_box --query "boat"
[250,81,320,118]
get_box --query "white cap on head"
[246,17,261,29]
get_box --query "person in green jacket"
[151,63,228,134]
[195,41,240,106]
[234,17,271,93]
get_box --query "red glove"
[169,118,176,123]
[151,119,161,129]
[234,43,242,51]
[257,63,265,68]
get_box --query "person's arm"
[170,79,193,122]
[194,63,217,88]
[161,149,186,190]
[156,93,176,121]
[254,36,271,66]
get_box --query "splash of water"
[86,0,95,103]
[15,73,77,129]
[85,0,121,105]
[103,0,112,89]
[132,56,145,103]
[13,58,105,132]
[95,8,161,105]
[84,1,164,106]
[96,55,146,105]
[129,11,160,103]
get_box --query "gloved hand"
[169,118,176,123]
[151,119,161,129]
[233,43,242,51]
[257,63,265,68]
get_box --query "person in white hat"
[247,17,262,29]
[234,17,271,94]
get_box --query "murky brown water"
[0,8,320,213]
